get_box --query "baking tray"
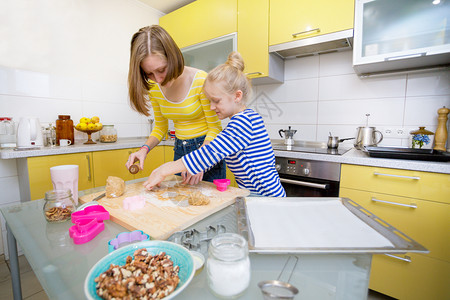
[235,197,428,254]
[363,146,450,162]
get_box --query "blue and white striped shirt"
[182,109,286,197]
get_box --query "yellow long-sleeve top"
[149,70,222,142]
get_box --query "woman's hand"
[125,148,148,170]
[181,171,204,185]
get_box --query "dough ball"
[106,176,125,198]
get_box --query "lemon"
[87,123,96,130]
[78,123,88,130]
[91,116,100,124]
[95,123,103,130]
[80,117,90,124]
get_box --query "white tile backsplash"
[404,96,450,126]
[285,55,319,80]
[406,70,450,97]
[319,50,354,76]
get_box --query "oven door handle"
[280,178,329,190]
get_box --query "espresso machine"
[279,126,297,145]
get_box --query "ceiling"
[138,0,196,14]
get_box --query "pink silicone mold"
[213,179,231,192]
[123,195,145,211]
[108,230,150,252]
[69,205,110,244]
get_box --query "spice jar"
[99,125,117,143]
[56,115,74,146]
[206,233,251,298]
[410,127,434,149]
[43,189,76,223]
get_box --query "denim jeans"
[172,135,226,183]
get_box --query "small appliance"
[16,117,44,148]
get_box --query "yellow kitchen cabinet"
[339,164,450,300]
[269,0,354,46]
[27,153,94,201]
[164,146,174,163]
[226,166,237,187]
[134,146,166,179]
[159,0,237,49]
[92,149,134,187]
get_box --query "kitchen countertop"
[1,137,448,174]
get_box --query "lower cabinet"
[340,164,450,300]
[27,153,94,201]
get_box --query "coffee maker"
[279,126,297,145]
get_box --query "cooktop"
[272,141,352,156]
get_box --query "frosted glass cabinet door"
[353,0,450,73]
[182,33,237,72]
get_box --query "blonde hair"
[128,25,184,116]
[205,51,252,103]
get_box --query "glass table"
[1,185,373,300]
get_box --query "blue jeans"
[173,135,226,183]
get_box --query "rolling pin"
[434,106,449,151]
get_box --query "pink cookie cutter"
[213,179,231,192]
[69,205,110,244]
[123,195,145,211]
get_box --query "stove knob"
[275,164,281,171]
[303,168,310,175]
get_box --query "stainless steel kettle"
[279,126,297,145]
[354,127,383,149]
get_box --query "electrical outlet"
[395,128,409,138]
[383,128,394,137]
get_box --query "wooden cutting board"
[79,176,249,240]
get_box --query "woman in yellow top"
[125,25,225,184]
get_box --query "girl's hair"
[205,51,252,103]
[128,25,184,116]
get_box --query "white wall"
[252,51,450,148]
[0,0,163,255]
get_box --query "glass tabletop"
[1,184,372,300]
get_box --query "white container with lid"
[0,117,16,147]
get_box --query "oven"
[275,157,341,197]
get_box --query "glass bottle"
[56,115,74,146]
[99,125,117,143]
[43,189,76,223]
[206,233,251,298]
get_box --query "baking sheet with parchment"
[79,176,249,240]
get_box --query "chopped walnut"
[94,249,180,299]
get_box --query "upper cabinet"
[238,0,284,84]
[159,0,237,49]
[353,0,450,75]
[269,0,354,46]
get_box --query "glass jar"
[99,125,117,143]
[56,115,74,146]
[206,233,251,298]
[0,117,16,147]
[410,127,434,149]
[43,189,76,223]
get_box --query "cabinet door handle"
[371,197,417,209]
[245,72,263,76]
[292,28,320,37]
[384,254,412,263]
[86,155,92,181]
[373,172,420,180]
[385,52,426,61]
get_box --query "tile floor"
[0,254,396,300]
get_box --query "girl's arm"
[143,159,187,190]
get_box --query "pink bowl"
[213,179,231,192]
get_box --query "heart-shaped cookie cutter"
[69,205,110,244]
[108,230,150,252]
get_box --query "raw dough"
[188,191,210,206]
[106,176,125,198]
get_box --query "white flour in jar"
[207,255,251,297]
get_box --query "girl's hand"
[181,171,204,185]
[125,148,148,170]
[143,166,165,190]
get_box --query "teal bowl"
[84,240,195,300]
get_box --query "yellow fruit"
[95,123,103,130]
[78,123,87,130]
[91,116,100,124]
[80,117,90,124]
[87,123,96,130]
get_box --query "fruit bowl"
[75,127,102,144]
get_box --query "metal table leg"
[6,223,22,300]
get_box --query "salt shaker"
[206,233,251,298]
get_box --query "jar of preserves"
[99,125,117,143]
[56,115,74,146]
[206,233,251,298]
[43,189,76,223]
[410,127,434,149]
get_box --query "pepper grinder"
[128,164,139,174]
[434,106,449,151]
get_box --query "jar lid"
[58,115,71,120]
[410,127,434,135]
[0,117,12,121]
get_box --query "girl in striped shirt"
[125,25,225,184]
[143,52,285,197]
